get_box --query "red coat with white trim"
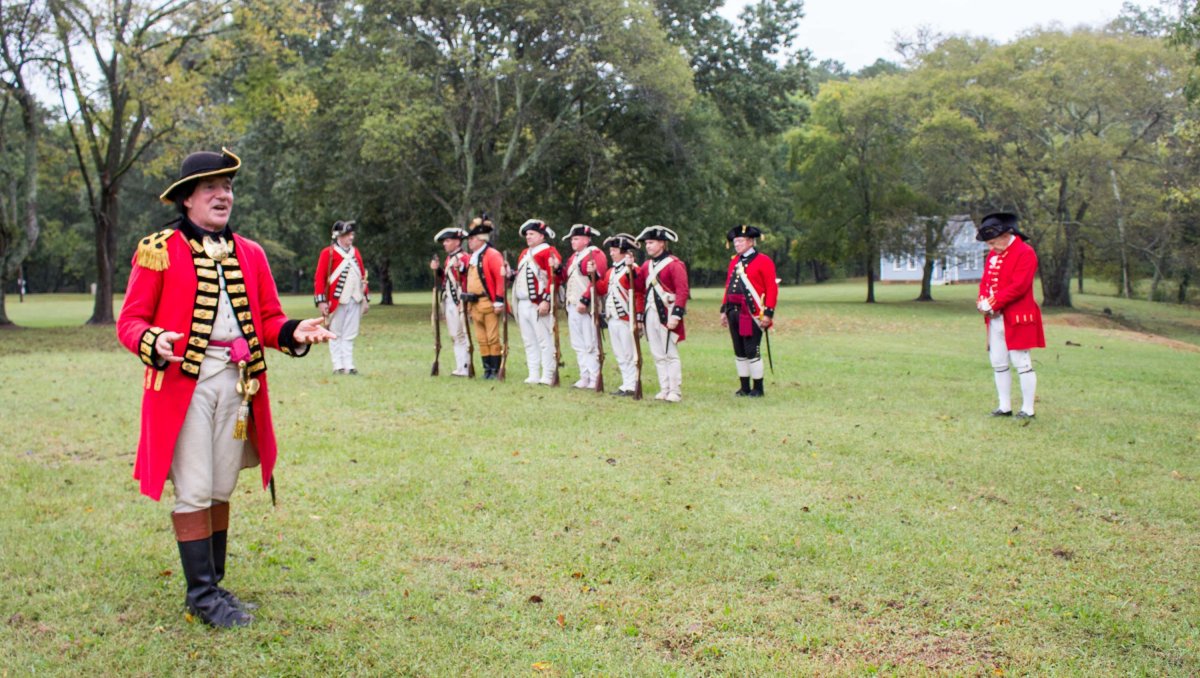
[721,250,778,317]
[515,244,560,303]
[313,245,368,314]
[558,247,609,306]
[978,236,1045,351]
[437,249,471,302]
[636,254,690,342]
[603,260,642,321]
[117,229,306,501]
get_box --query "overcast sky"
[720,0,1137,70]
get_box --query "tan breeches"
[470,302,503,357]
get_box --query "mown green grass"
[2,282,1198,676]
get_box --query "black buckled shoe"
[990,409,1013,417]
[735,377,751,397]
[1015,411,1035,420]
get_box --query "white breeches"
[517,299,556,381]
[328,300,363,371]
[170,364,251,513]
[444,297,469,373]
[988,316,1036,414]
[645,311,681,395]
[567,306,600,380]
[606,315,639,391]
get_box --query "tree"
[49,0,236,324]
[0,0,51,326]
[787,76,914,302]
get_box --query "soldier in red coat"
[557,224,608,389]
[430,227,472,376]
[602,233,644,396]
[117,148,333,627]
[512,219,561,385]
[313,220,369,374]
[975,212,1045,419]
[464,215,508,379]
[635,226,689,402]
[720,225,779,397]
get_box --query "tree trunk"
[1110,169,1131,299]
[864,245,877,303]
[1178,272,1189,304]
[378,256,394,305]
[916,221,936,302]
[87,184,119,325]
[1076,244,1084,294]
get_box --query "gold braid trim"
[135,229,175,271]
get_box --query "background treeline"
[1,0,1199,325]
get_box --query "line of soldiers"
[429,217,781,402]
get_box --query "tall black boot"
[210,502,258,613]
[749,378,765,397]
[177,537,252,628]
[735,377,751,396]
[483,356,498,380]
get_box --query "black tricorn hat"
[727,224,763,241]
[434,227,469,243]
[331,220,356,239]
[562,224,601,240]
[603,233,640,251]
[635,225,678,243]
[519,219,555,239]
[467,214,494,237]
[975,212,1027,242]
[159,147,241,204]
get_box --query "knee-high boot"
[210,502,257,612]
[173,509,251,628]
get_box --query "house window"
[907,256,917,271]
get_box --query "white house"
[880,215,986,285]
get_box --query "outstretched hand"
[155,331,185,363]
[294,317,337,344]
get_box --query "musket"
[629,264,643,400]
[499,252,510,381]
[461,298,476,379]
[550,270,562,387]
[590,263,605,394]
[431,269,442,377]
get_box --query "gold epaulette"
[135,229,175,271]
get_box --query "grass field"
[1,281,1198,676]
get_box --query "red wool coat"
[979,237,1045,351]
[558,247,609,305]
[313,245,368,314]
[636,255,690,342]
[722,251,779,316]
[515,244,560,303]
[118,229,300,501]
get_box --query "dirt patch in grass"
[1047,313,1200,353]
[824,624,1006,672]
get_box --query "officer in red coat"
[976,212,1045,419]
[117,148,334,627]
[635,225,689,402]
[720,225,779,397]
[464,215,508,379]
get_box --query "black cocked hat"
[159,147,241,204]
